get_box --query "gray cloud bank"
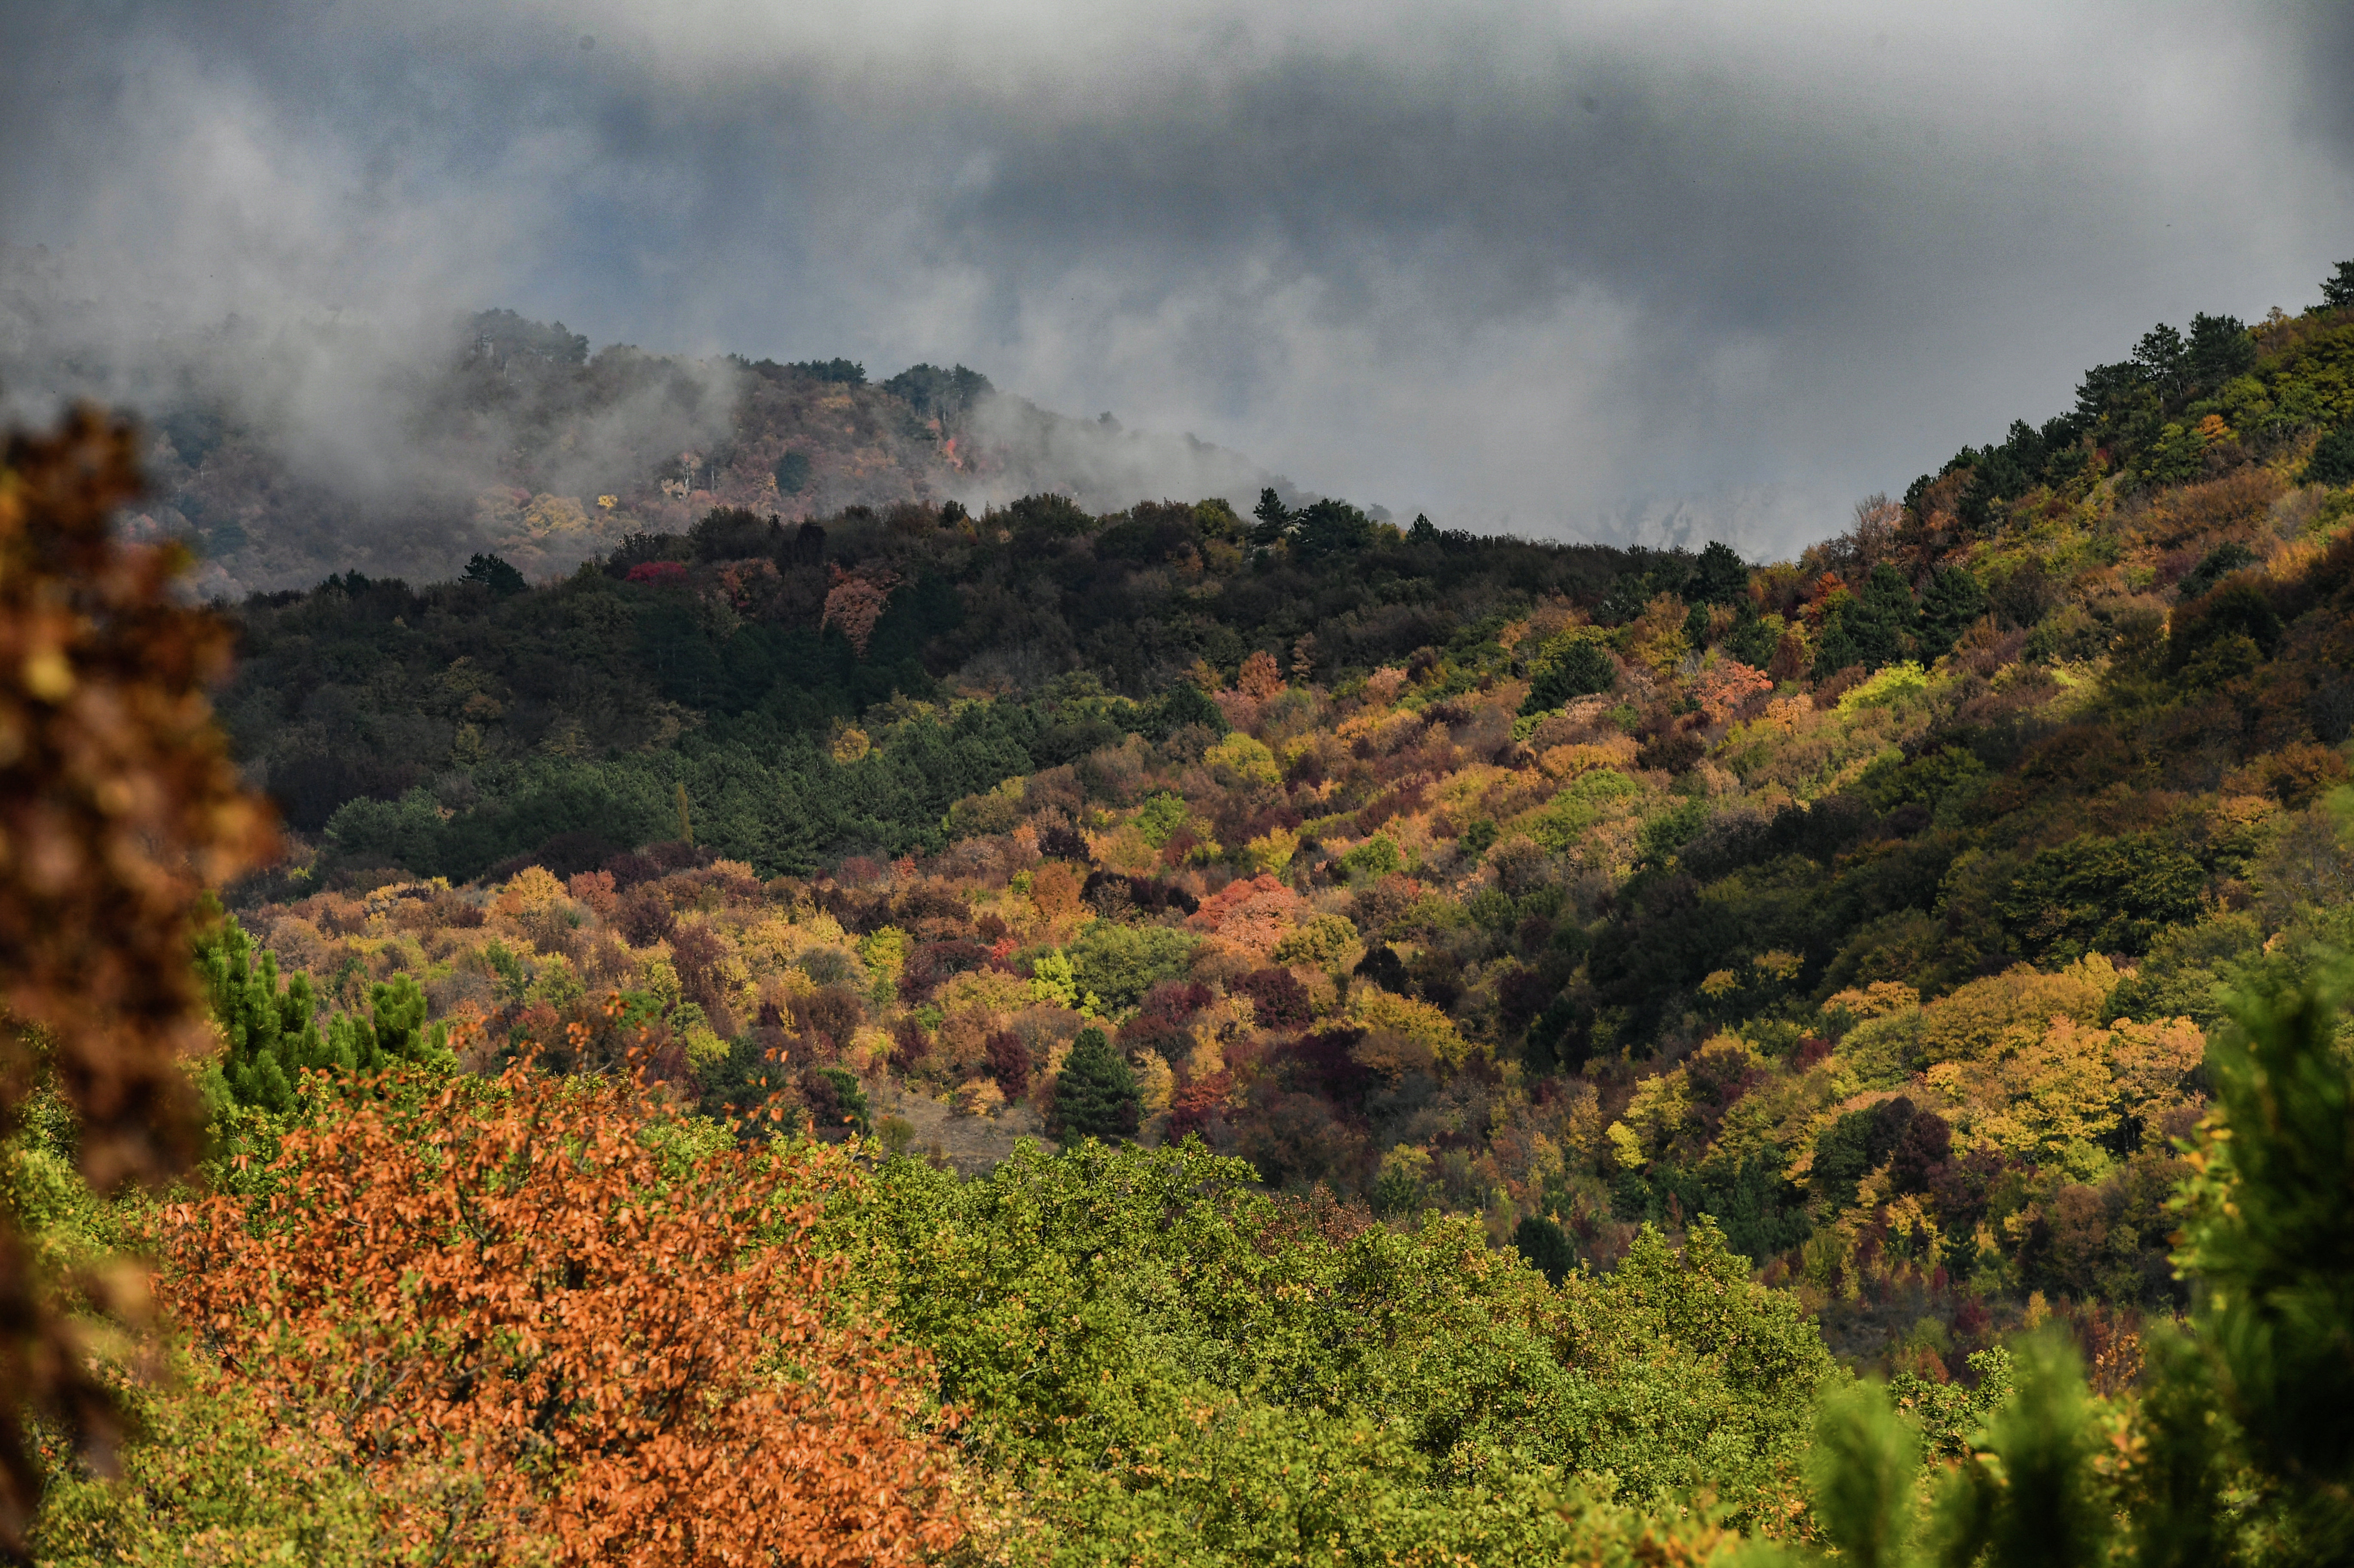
[4,0,2353,559]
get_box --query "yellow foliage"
[1964,1016,2120,1157]
[1625,593,1690,674]
[1604,1121,1646,1172]
[845,1024,894,1072]
[1622,1068,1693,1151]
[1273,913,1358,969]
[858,926,910,979]
[1923,1010,2205,1161]
[1557,1081,1608,1164]
[520,492,592,537]
[935,968,1034,1026]
[1827,982,1921,1021]
[532,954,585,1012]
[1348,987,1479,1065]
[1332,707,1423,755]
[491,865,568,917]
[1132,1049,1175,1113]
[1241,825,1299,875]
[1091,824,1162,876]
[737,915,804,975]
[1182,1029,1228,1082]
[682,1023,729,1071]
[1912,958,2113,1063]
[1379,1142,1433,1188]
[1350,1029,1439,1083]
[1205,731,1280,786]
[2107,1015,2208,1107]
[641,955,683,1009]
[1538,737,1639,779]
[951,1078,1006,1118]
[1834,661,1929,713]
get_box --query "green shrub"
[1065,922,1197,1012]
[1521,630,1618,715]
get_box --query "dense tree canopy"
[14,257,2354,1565]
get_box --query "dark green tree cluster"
[1813,564,1923,678]
[1049,1028,1139,1140]
[461,552,526,597]
[1910,257,2354,531]
[1800,560,1988,678]
[880,362,992,422]
[1520,630,1618,715]
[219,486,1670,879]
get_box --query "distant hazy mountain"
[0,270,1280,595]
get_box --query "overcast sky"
[3,1,2352,554]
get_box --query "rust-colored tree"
[0,408,276,1551]
[161,1068,966,1567]
[1235,648,1286,700]
[820,564,900,657]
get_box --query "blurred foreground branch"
[0,407,275,1554]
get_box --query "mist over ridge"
[0,260,1295,593]
[5,2,2353,564]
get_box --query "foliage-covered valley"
[208,268,2354,1372]
[8,260,2354,1565]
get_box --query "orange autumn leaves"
[162,1069,967,1567]
[0,407,961,1565]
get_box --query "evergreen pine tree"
[1715,599,1776,669]
[1051,1027,1139,1141]
[197,910,456,1111]
[462,552,527,597]
[1848,564,1919,669]
[1687,539,1751,604]
[2173,962,2354,1558]
[1520,633,1617,715]
[1812,594,1864,680]
[1917,565,1990,661]
[1816,565,1922,677]
[2302,424,2354,489]
[2321,258,2354,312]
[1511,1214,1575,1287]
[1249,487,1291,547]
[196,910,332,1115]
[325,974,458,1077]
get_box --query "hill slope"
[201,260,2354,1379]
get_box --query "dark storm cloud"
[4,1,2352,555]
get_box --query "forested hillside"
[198,263,2354,1360]
[8,261,2354,1565]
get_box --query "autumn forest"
[9,260,2354,1566]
